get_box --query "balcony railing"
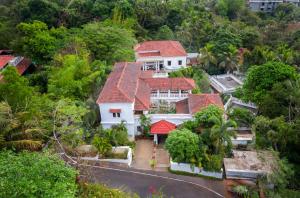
[151,91,190,99]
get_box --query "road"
[82,164,225,198]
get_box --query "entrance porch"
[150,120,176,144]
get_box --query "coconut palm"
[0,102,42,151]
[208,116,237,155]
[218,45,240,72]
[198,43,217,70]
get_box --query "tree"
[165,129,200,164]
[140,114,151,136]
[53,99,88,148]
[155,25,174,40]
[194,105,224,129]
[253,116,291,152]
[198,43,217,71]
[0,151,77,198]
[206,117,236,155]
[0,102,43,151]
[0,66,36,111]
[242,61,297,104]
[15,20,67,64]
[48,53,104,99]
[228,107,255,127]
[77,22,136,64]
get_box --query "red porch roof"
[150,120,176,135]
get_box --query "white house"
[97,62,224,142]
[134,40,187,72]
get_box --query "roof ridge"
[169,41,186,55]
[116,62,132,102]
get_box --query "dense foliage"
[166,105,236,171]
[0,0,300,196]
[0,151,77,198]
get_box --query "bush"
[165,129,200,163]
[202,154,223,171]
[0,151,77,198]
[92,137,112,156]
[228,107,255,127]
[97,122,130,146]
[78,182,139,198]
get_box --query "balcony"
[151,90,190,100]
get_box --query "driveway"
[132,139,154,170]
[85,165,225,198]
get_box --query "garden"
[165,105,237,173]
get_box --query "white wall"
[163,56,187,70]
[136,56,187,71]
[99,103,135,138]
[170,161,223,179]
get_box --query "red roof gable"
[150,120,176,134]
[16,58,31,75]
[176,94,224,114]
[97,62,144,103]
[135,41,187,57]
[143,77,195,91]
[0,55,14,69]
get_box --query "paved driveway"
[132,139,153,170]
[86,165,225,198]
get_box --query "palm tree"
[218,45,239,72]
[208,116,237,155]
[0,102,42,151]
[198,43,217,70]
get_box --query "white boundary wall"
[170,160,223,179]
[79,146,133,167]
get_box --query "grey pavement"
[83,164,225,198]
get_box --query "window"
[178,60,182,65]
[167,61,171,66]
[113,113,121,118]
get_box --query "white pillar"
[168,90,171,98]
[154,134,158,144]
[157,90,160,98]
[179,90,182,97]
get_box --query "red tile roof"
[143,77,195,91]
[176,94,224,114]
[97,62,196,111]
[16,58,31,75]
[97,62,142,103]
[150,120,176,134]
[0,55,14,69]
[134,79,151,111]
[135,41,187,57]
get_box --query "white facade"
[99,103,135,138]
[136,56,187,72]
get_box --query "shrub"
[165,129,200,163]
[92,137,112,156]
[78,182,139,198]
[228,107,254,127]
[0,151,77,198]
[202,154,223,171]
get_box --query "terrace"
[209,74,243,94]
